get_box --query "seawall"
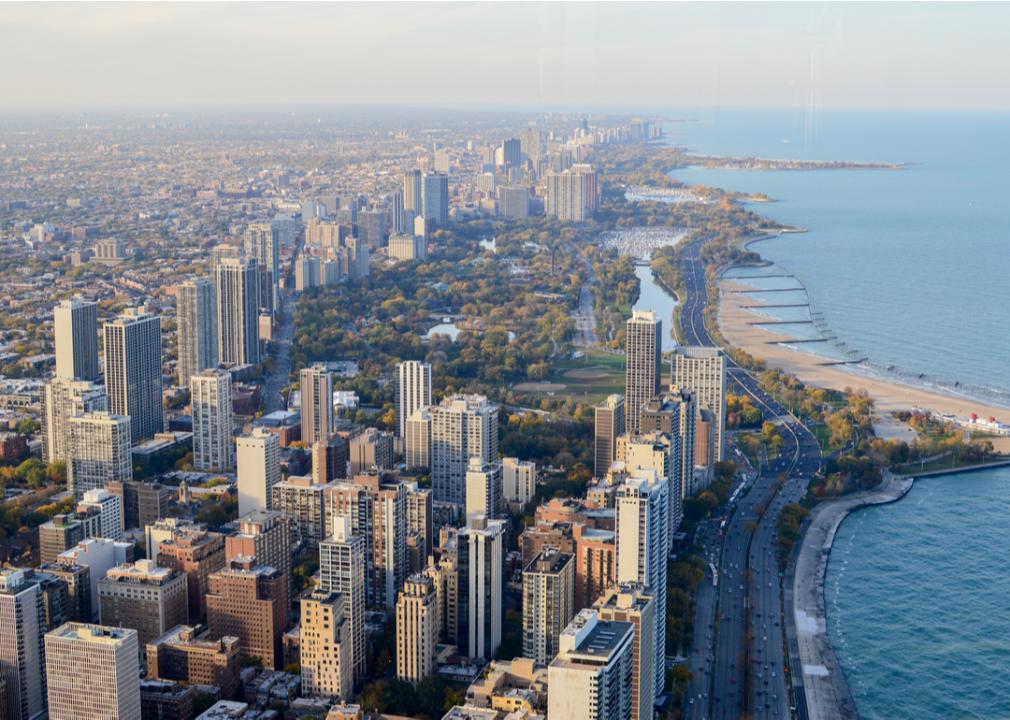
[791,473,914,720]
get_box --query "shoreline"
[792,472,914,720]
[791,459,1010,719]
[717,272,1010,448]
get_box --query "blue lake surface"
[825,467,1010,719]
[661,108,1010,406]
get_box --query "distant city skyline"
[4,2,1010,110]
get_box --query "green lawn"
[547,349,626,405]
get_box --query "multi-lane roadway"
[677,238,822,719]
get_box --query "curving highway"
[677,238,822,720]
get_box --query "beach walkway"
[792,473,913,720]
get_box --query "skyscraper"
[547,610,634,720]
[624,310,661,435]
[594,394,625,477]
[45,623,140,720]
[459,514,505,660]
[594,584,657,720]
[615,470,669,696]
[0,569,46,720]
[404,407,432,470]
[402,169,422,213]
[224,510,291,612]
[501,457,536,506]
[319,517,366,680]
[235,428,281,516]
[97,560,188,657]
[66,412,132,497]
[522,548,575,664]
[396,361,431,438]
[271,475,327,550]
[176,277,218,388]
[42,378,107,464]
[300,364,333,446]
[395,573,437,684]
[545,170,587,222]
[465,458,503,519]
[53,298,99,382]
[497,185,530,219]
[324,473,406,609]
[300,590,353,700]
[311,434,348,485]
[422,172,449,227]
[215,256,260,366]
[242,223,280,300]
[103,307,164,444]
[672,346,727,463]
[430,394,499,506]
[501,138,521,167]
[205,557,286,670]
[642,389,696,503]
[155,526,226,624]
[191,369,234,472]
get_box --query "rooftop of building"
[49,622,135,644]
[524,548,572,576]
[103,559,177,584]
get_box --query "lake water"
[825,467,1010,719]
[662,108,1010,407]
[633,262,679,353]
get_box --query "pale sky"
[4,1,1010,109]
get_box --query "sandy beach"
[718,278,1010,449]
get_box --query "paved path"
[792,473,913,720]
[572,260,598,347]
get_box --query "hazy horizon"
[5,2,1010,111]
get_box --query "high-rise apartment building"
[147,625,241,700]
[54,298,99,382]
[300,364,333,446]
[312,434,348,484]
[39,514,85,564]
[243,223,280,298]
[402,169,423,213]
[42,377,107,464]
[395,573,437,683]
[191,368,234,471]
[547,610,633,720]
[300,590,353,700]
[497,185,530,219]
[103,307,164,443]
[672,346,727,463]
[430,394,499,506]
[57,537,133,617]
[348,427,394,475]
[0,569,46,720]
[459,515,505,660]
[98,559,188,657]
[206,557,286,670]
[236,428,281,516]
[405,483,433,571]
[642,388,696,502]
[621,432,681,545]
[594,394,625,477]
[78,488,124,541]
[224,510,291,611]
[501,457,535,506]
[500,138,521,167]
[465,458,503,519]
[405,407,432,469]
[594,584,656,720]
[66,411,132,496]
[422,172,449,227]
[396,361,432,438]
[522,549,575,665]
[571,163,600,212]
[624,310,661,435]
[615,470,669,695]
[271,475,327,550]
[319,517,366,680]
[545,170,587,222]
[45,623,140,720]
[156,527,226,623]
[324,473,405,609]
[215,256,261,366]
[176,277,218,388]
